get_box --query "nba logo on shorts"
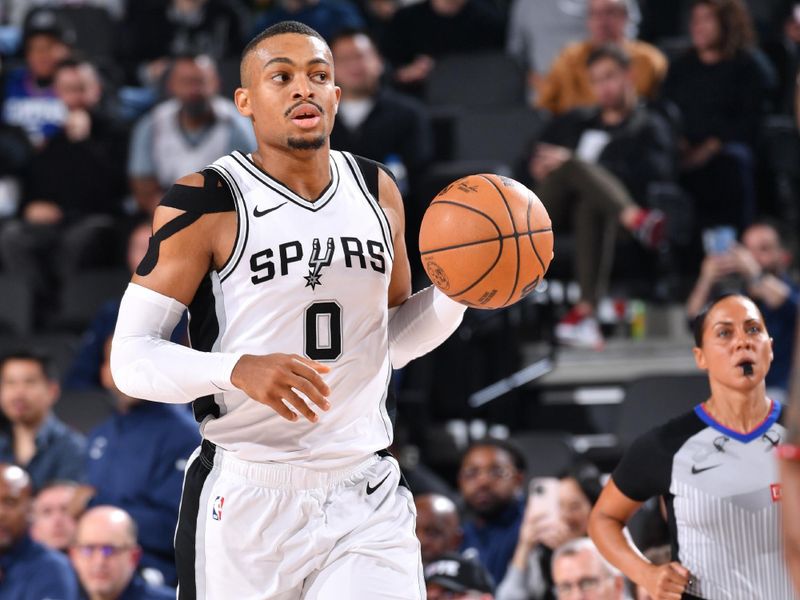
[770,483,782,502]
[212,496,224,520]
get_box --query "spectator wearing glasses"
[551,538,625,600]
[0,464,79,599]
[70,506,174,600]
[458,440,526,584]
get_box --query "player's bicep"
[378,168,412,308]
[131,172,231,306]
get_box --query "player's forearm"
[589,512,653,588]
[111,283,242,404]
[388,286,466,369]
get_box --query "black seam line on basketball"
[207,165,244,280]
[525,194,547,272]
[478,174,520,306]
[344,152,395,259]
[216,168,249,284]
[343,153,394,261]
[230,151,339,212]
[420,230,550,255]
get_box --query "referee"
[588,294,796,599]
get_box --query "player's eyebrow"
[263,57,331,69]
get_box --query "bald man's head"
[71,506,141,598]
[415,494,463,565]
[0,464,33,550]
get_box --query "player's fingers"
[668,562,691,580]
[291,354,332,375]
[288,374,330,411]
[264,395,299,422]
[289,359,331,397]
[282,388,319,423]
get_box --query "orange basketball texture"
[419,174,554,309]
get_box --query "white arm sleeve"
[110,283,243,404]
[388,286,467,369]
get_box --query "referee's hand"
[231,353,331,422]
[644,561,691,600]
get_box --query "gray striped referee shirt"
[613,401,796,599]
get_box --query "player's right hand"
[230,354,331,422]
[643,562,691,600]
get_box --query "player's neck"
[704,388,771,433]
[252,146,332,201]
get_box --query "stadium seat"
[616,373,710,450]
[452,108,546,165]
[55,389,115,434]
[0,274,33,336]
[51,268,129,333]
[508,431,577,478]
[424,52,526,109]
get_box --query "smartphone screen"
[527,477,560,520]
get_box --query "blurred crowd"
[0,0,799,598]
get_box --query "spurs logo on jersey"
[186,150,396,470]
[249,236,386,288]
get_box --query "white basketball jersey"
[188,150,395,469]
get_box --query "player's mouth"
[288,104,322,129]
[735,358,756,375]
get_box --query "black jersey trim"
[160,170,235,213]
[694,400,782,443]
[341,152,394,261]
[230,150,340,212]
[175,444,213,599]
[206,164,248,283]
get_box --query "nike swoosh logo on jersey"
[366,473,390,495]
[691,464,721,474]
[253,202,287,217]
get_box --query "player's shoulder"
[632,408,706,455]
[161,168,235,214]
[338,151,398,200]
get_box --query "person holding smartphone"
[686,221,799,399]
[589,294,796,599]
[496,463,603,600]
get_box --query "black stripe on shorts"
[175,440,216,600]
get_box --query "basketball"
[419,174,553,309]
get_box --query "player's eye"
[716,328,730,338]
[747,325,762,334]
[272,72,290,83]
[312,72,328,82]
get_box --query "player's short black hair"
[0,349,58,381]
[692,293,764,347]
[462,438,527,473]
[586,43,632,69]
[35,479,80,497]
[242,21,327,62]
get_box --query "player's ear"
[334,85,341,114]
[692,346,707,371]
[235,87,253,118]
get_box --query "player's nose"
[291,77,314,99]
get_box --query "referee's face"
[693,296,773,390]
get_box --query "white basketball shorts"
[174,440,424,600]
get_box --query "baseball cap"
[23,10,75,46]
[424,553,495,593]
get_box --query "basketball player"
[110,21,467,600]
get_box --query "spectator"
[496,462,604,600]
[0,351,86,491]
[70,506,174,600]
[0,57,128,319]
[685,221,799,398]
[64,218,187,391]
[0,464,79,599]
[127,53,255,214]
[458,440,526,584]
[425,552,496,600]
[252,0,365,43]
[662,0,770,232]
[763,2,800,115]
[30,479,79,552]
[536,0,666,115]
[0,123,33,219]
[4,1,125,28]
[0,9,72,146]
[381,0,505,90]
[525,45,674,348]
[83,335,199,585]
[355,0,400,44]
[330,28,433,193]
[118,0,246,87]
[551,538,625,600]
[415,493,463,566]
